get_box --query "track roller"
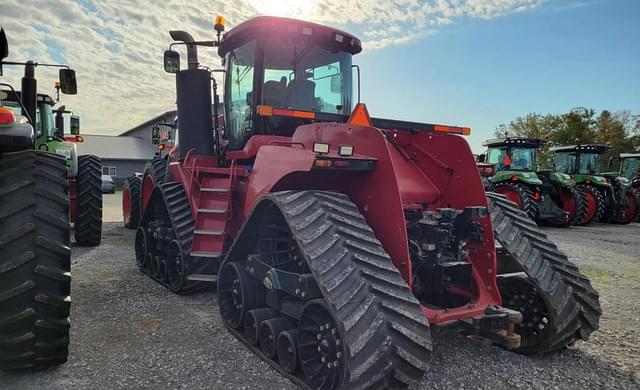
[244,308,277,346]
[259,318,295,359]
[277,330,299,374]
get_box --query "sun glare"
[252,0,314,18]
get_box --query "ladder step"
[194,229,225,236]
[201,188,229,193]
[190,251,222,258]
[187,274,218,282]
[197,208,227,213]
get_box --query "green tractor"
[551,144,639,224]
[0,27,74,369]
[1,90,103,245]
[482,137,587,226]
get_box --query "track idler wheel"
[298,300,345,390]
[498,276,551,350]
[259,318,295,359]
[277,330,299,374]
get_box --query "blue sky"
[355,0,640,151]
[1,0,638,153]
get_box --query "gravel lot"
[1,193,638,389]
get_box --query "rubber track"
[487,192,601,354]
[495,182,539,220]
[224,191,432,389]
[74,155,102,246]
[139,182,207,293]
[143,157,169,188]
[0,150,71,369]
[123,176,141,229]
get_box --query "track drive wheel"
[494,182,538,220]
[122,175,141,229]
[74,154,102,246]
[488,192,601,354]
[608,188,640,224]
[219,191,432,389]
[141,157,168,213]
[575,184,605,225]
[0,151,71,369]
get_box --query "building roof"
[76,134,156,160]
[119,110,177,137]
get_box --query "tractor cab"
[618,153,640,180]
[482,137,544,173]
[218,17,361,150]
[551,144,609,176]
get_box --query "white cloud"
[1,0,545,135]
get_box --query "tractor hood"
[490,170,542,186]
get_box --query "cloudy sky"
[1,0,638,151]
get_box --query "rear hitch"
[461,305,523,349]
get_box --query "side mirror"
[70,115,80,135]
[59,69,77,94]
[164,50,180,73]
[152,125,160,145]
[0,27,8,61]
[477,154,486,163]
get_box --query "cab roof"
[550,144,610,153]
[620,153,640,158]
[218,16,362,57]
[482,137,547,148]
[0,90,55,105]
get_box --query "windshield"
[554,152,576,174]
[36,102,55,138]
[621,158,640,178]
[578,152,600,175]
[487,146,535,171]
[261,38,352,114]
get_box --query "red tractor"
[136,17,601,389]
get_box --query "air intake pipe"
[21,61,37,128]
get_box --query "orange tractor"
[135,16,601,389]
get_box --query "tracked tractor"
[0,27,73,369]
[135,17,601,389]
[552,144,639,224]
[123,117,177,229]
[481,137,587,226]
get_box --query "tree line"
[493,108,640,171]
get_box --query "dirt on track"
[0,194,638,389]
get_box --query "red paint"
[162,110,500,324]
[560,187,577,220]
[613,192,639,223]
[496,186,522,208]
[581,188,598,223]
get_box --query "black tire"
[575,184,605,225]
[488,192,601,354]
[546,185,587,227]
[608,188,640,224]
[221,191,432,389]
[0,150,71,369]
[122,176,141,229]
[74,155,102,246]
[494,182,539,220]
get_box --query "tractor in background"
[122,117,177,229]
[132,17,601,389]
[0,27,72,369]
[552,144,639,224]
[481,137,587,226]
